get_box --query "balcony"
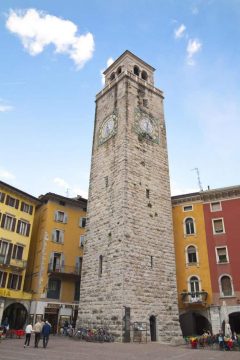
[180,291,208,306]
[47,264,81,279]
[0,255,27,271]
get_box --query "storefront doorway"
[44,308,59,334]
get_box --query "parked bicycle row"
[70,326,114,342]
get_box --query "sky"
[0,0,240,199]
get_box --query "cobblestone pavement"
[0,336,240,360]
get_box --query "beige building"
[25,192,87,332]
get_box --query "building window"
[74,280,80,301]
[150,256,153,268]
[187,246,197,264]
[117,66,122,75]
[20,202,33,214]
[0,240,9,263]
[79,217,86,228]
[143,99,148,107]
[110,72,115,81]
[220,275,233,297]
[185,217,195,235]
[75,256,83,275]
[189,276,200,293]
[49,252,64,272]
[0,192,6,203]
[16,220,30,236]
[80,235,85,247]
[141,70,148,80]
[1,214,16,232]
[133,65,140,76]
[52,229,64,244]
[216,247,228,264]
[47,278,61,299]
[5,195,19,209]
[12,245,24,260]
[7,273,22,290]
[54,211,67,223]
[99,255,103,277]
[183,205,193,212]
[210,201,222,212]
[0,271,7,288]
[212,218,225,234]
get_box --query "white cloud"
[186,38,202,65]
[174,24,186,39]
[0,168,15,181]
[6,8,94,69]
[0,104,13,112]
[101,57,114,85]
[53,177,69,189]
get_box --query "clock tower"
[78,51,181,342]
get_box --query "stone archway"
[3,303,27,329]
[180,311,212,337]
[229,312,240,334]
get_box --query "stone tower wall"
[78,54,181,342]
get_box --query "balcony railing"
[47,264,81,277]
[181,291,208,305]
[0,255,27,270]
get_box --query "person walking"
[24,322,33,348]
[42,319,51,348]
[33,320,42,348]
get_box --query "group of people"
[24,319,51,349]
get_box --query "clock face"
[134,109,159,143]
[98,114,117,145]
[139,117,153,135]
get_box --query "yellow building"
[0,180,39,329]
[172,192,213,337]
[26,192,87,333]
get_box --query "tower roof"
[103,50,155,75]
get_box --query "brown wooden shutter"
[12,218,16,232]
[26,223,31,237]
[0,193,6,203]
[1,214,6,228]
[5,195,10,205]
[16,220,21,234]
[15,199,19,209]
[17,275,22,290]
[6,243,13,264]
[2,272,7,287]
[29,205,33,215]
[0,213,1,222]
[20,202,24,211]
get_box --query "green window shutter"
[29,205,33,215]
[6,195,10,205]
[16,220,20,234]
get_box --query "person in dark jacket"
[42,320,51,348]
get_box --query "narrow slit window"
[99,255,103,277]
